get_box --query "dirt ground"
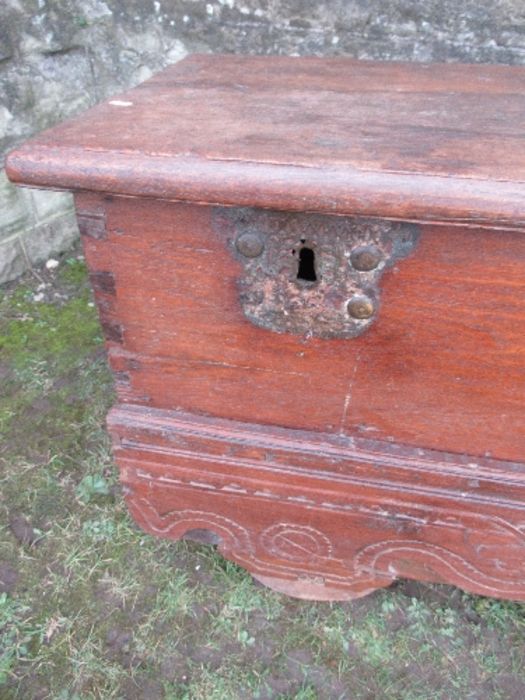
[1,246,525,700]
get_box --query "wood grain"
[80,194,525,463]
[7,55,525,229]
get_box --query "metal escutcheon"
[215,208,420,339]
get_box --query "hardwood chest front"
[7,55,525,600]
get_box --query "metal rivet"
[350,244,382,271]
[235,232,265,258]
[347,294,375,320]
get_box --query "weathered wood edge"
[107,404,525,494]
[6,145,525,232]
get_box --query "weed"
[0,593,44,684]
[76,475,111,504]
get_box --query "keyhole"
[297,247,317,282]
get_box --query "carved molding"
[111,404,525,601]
[123,474,525,601]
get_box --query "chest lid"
[6,54,525,230]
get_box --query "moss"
[58,257,89,287]
[0,259,112,463]
[0,290,102,373]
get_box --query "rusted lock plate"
[215,208,419,339]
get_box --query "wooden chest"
[7,55,525,601]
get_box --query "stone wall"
[2,0,525,283]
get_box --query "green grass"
[1,248,525,699]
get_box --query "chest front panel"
[78,194,525,463]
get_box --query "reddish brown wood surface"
[75,190,525,600]
[6,55,525,229]
[79,194,525,464]
[109,404,525,601]
[7,56,525,600]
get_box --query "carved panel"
[111,404,525,601]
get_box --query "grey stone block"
[0,236,25,283]
[29,188,75,222]
[0,170,34,241]
[0,169,78,283]
[22,209,79,267]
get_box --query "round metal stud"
[235,232,265,258]
[347,294,375,320]
[350,244,382,271]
